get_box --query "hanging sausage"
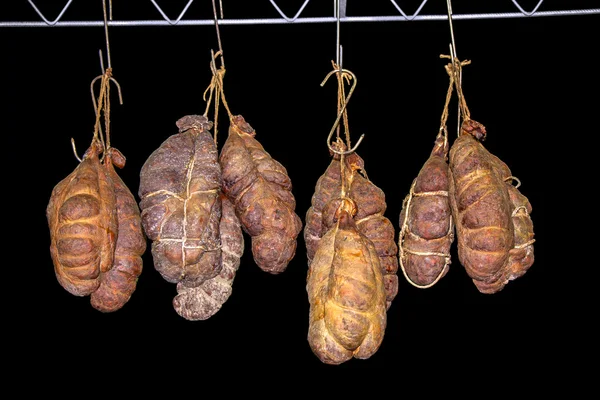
[398,64,455,289]
[306,65,387,364]
[48,139,117,298]
[306,143,398,308]
[91,146,146,312]
[138,114,242,320]
[307,198,387,364]
[173,193,244,320]
[47,64,145,312]
[446,58,535,293]
[203,46,302,275]
[220,115,303,274]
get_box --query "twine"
[328,61,354,199]
[441,54,472,130]
[398,178,454,289]
[439,63,455,148]
[397,60,458,289]
[504,175,522,189]
[92,67,113,157]
[515,239,535,249]
[203,50,233,146]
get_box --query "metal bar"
[149,0,195,25]
[2,9,599,28]
[270,0,312,22]
[26,0,74,26]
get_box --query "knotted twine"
[203,50,233,146]
[330,61,358,208]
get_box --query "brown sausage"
[173,195,244,320]
[399,132,453,288]
[139,115,222,287]
[305,144,398,308]
[219,115,302,274]
[90,147,146,312]
[307,200,387,365]
[47,140,117,297]
[448,120,515,293]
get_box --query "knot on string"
[203,50,232,145]
[91,66,116,157]
[331,61,353,85]
[440,54,472,126]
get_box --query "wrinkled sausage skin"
[220,115,302,274]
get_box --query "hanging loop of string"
[202,0,229,145]
[90,57,123,148]
[440,54,471,126]
[438,62,456,149]
[91,68,113,157]
[321,62,364,156]
[203,49,232,146]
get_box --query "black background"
[3,1,597,373]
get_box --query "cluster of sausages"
[399,119,534,294]
[138,114,302,320]
[47,102,534,366]
[304,142,398,364]
[47,140,146,313]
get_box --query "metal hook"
[101,0,113,70]
[446,0,458,63]
[211,0,225,68]
[446,0,462,135]
[321,68,365,155]
[334,0,347,70]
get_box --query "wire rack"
[2,0,599,28]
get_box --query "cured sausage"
[139,115,222,287]
[173,195,244,320]
[307,200,387,364]
[47,140,117,297]
[399,132,453,288]
[90,147,146,312]
[220,115,302,274]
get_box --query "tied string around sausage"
[398,62,457,289]
[443,55,534,251]
[503,175,535,249]
[203,49,233,146]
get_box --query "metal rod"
[212,0,225,68]
[446,0,461,136]
[447,0,458,63]
[3,9,599,28]
[26,0,74,26]
[102,0,112,69]
[149,0,195,25]
[270,0,311,22]
[336,0,340,66]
